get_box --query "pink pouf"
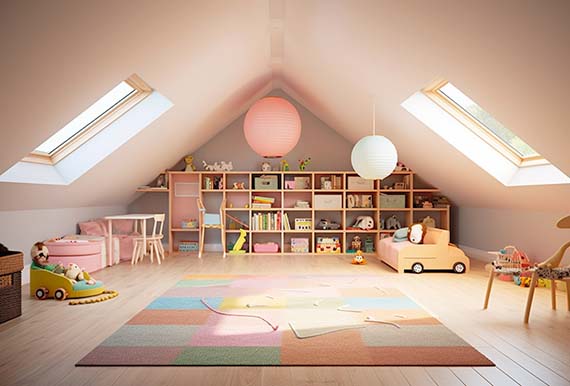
[44,239,104,273]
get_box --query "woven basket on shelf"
[0,251,24,324]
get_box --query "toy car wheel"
[411,263,424,274]
[35,287,48,300]
[453,263,466,274]
[54,288,68,301]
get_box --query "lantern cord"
[372,100,376,136]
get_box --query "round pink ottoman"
[44,240,103,273]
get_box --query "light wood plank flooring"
[1,253,569,386]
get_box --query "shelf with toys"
[164,159,450,255]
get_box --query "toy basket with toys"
[489,245,531,280]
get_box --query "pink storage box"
[44,239,103,273]
[253,242,279,253]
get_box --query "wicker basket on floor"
[0,251,24,324]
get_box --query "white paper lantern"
[351,135,398,180]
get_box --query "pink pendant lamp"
[243,97,301,158]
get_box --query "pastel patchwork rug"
[77,275,493,366]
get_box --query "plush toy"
[30,242,65,274]
[421,216,436,228]
[351,235,362,251]
[408,223,427,244]
[385,215,401,230]
[351,250,367,265]
[64,263,96,285]
[298,157,311,171]
[261,162,272,172]
[351,216,374,230]
[184,155,196,171]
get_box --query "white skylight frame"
[23,74,152,165]
[401,79,570,187]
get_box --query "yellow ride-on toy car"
[30,267,105,301]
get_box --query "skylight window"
[401,79,570,187]
[24,74,151,165]
[437,83,539,160]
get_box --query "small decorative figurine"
[298,157,311,171]
[280,159,290,171]
[395,162,411,172]
[385,215,401,230]
[351,235,362,251]
[351,250,367,265]
[184,155,196,171]
[261,162,272,172]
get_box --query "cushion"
[113,219,134,234]
[79,221,105,236]
[393,228,408,242]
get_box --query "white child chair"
[197,198,226,258]
[131,214,165,264]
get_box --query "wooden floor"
[1,253,570,386]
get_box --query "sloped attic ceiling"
[1,0,569,212]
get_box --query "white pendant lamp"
[351,101,398,180]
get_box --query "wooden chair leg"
[131,241,138,265]
[483,269,495,309]
[199,227,205,259]
[158,242,165,260]
[551,279,557,310]
[154,242,161,265]
[221,228,226,258]
[149,241,154,263]
[524,271,539,323]
[135,241,143,264]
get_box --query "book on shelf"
[251,212,281,231]
[283,213,292,230]
[252,196,275,203]
[251,203,272,209]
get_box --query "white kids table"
[103,214,156,266]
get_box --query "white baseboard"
[458,244,493,263]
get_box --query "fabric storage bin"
[291,238,309,253]
[380,194,406,208]
[179,241,199,252]
[253,242,279,253]
[347,176,374,190]
[254,175,278,190]
[314,194,342,209]
[0,251,23,324]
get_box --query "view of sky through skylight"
[34,81,135,154]
[438,83,539,159]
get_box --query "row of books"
[251,211,282,231]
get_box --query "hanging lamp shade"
[243,97,301,158]
[351,135,398,180]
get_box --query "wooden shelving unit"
[164,170,450,255]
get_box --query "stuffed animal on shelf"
[202,160,215,171]
[385,215,401,230]
[220,161,233,171]
[30,242,64,274]
[351,235,362,251]
[351,250,367,265]
[421,216,436,228]
[261,162,272,172]
[298,157,311,171]
[351,216,374,230]
[232,182,245,190]
[408,223,427,244]
[184,155,196,171]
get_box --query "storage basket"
[0,251,24,324]
[380,194,406,208]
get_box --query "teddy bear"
[64,263,96,285]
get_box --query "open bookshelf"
[166,170,450,255]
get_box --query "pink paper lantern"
[243,97,302,158]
